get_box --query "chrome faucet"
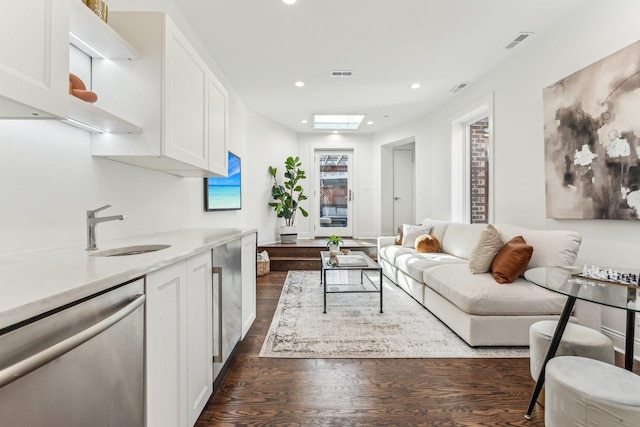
[86,204,125,251]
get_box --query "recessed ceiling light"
[410,83,421,89]
[332,130,339,134]
[366,121,373,125]
[294,81,305,87]
[282,0,297,5]
[301,119,308,124]
[314,114,365,130]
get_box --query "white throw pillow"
[495,224,582,269]
[402,224,433,248]
[468,224,504,274]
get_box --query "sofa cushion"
[402,224,432,248]
[495,224,581,270]
[491,236,534,284]
[468,224,504,274]
[379,245,416,264]
[422,264,566,316]
[415,235,441,253]
[440,223,486,260]
[396,253,466,283]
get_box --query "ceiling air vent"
[330,70,353,77]
[505,32,533,49]
[450,83,468,93]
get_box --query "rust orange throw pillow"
[491,236,533,284]
[415,235,441,253]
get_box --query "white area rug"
[260,271,529,358]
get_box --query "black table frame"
[320,251,383,314]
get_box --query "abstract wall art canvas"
[543,40,640,220]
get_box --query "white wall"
[375,118,435,225]
[374,0,640,355]
[0,120,190,255]
[245,111,299,245]
[296,133,377,239]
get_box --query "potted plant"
[326,234,343,256]
[268,156,308,243]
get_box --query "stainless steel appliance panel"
[0,279,145,427]
[211,239,242,381]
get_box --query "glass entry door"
[315,151,353,237]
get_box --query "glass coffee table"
[320,251,383,314]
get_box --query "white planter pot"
[280,226,297,244]
[327,242,340,256]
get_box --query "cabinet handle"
[212,267,223,363]
[0,294,145,388]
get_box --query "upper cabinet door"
[0,0,68,118]
[207,73,228,176]
[163,19,208,170]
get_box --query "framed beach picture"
[204,152,241,211]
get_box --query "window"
[469,118,489,224]
[451,94,493,224]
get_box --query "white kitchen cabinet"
[241,233,257,338]
[186,252,214,426]
[146,251,215,427]
[145,261,188,427]
[164,19,208,171]
[207,74,229,175]
[0,0,68,118]
[91,12,228,177]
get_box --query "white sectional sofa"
[378,219,600,347]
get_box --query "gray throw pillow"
[468,224,504,273]
[402,224,433,248]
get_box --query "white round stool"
[529,320,614,405]
[546,356,640,427]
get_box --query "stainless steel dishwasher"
[0,278,145,427]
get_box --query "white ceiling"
[174,0,586,134]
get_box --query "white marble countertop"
[0,227,257,330]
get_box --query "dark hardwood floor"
[196,271,637,426]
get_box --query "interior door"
[393,149,414,228]
[315,151,353,237]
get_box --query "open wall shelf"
[64,0,141,133]
[69,0,139,60]
[64,95,141,133]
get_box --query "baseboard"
[600,325,640,362]
[242,313,256,340]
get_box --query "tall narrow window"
[450,94,493,224]
[469,118,489,224]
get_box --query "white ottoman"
[546,356,640,427]
[529,320,614,405]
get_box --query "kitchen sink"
[89,244,171,257]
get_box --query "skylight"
[313,114,365,130]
